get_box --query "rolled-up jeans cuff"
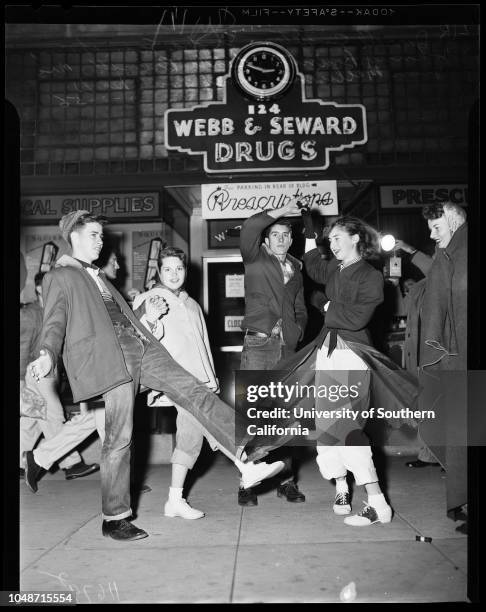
[102,509,132,521]
[171,449,197,470]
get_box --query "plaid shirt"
[338,256,362,271]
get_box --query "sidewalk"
[19,453,467,603]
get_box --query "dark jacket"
[405,224,467,372]
[302,249,384,347]
[240,212,307,351]
[403,252,431,371]
[409,224,468,511]
[39,263,161,403]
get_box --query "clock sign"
[164,41,368,173]
[232,42,296,100]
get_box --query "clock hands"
[233,43,294,99]
[247,62,276,74]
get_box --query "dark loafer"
[238,487,258,506]
[23,450,44,493]
[64,461,100,480]
[102,519,148,541]
[277,481,306,503]
[405,459,440,468]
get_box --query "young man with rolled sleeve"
[238,202,308,506]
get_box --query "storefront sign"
[224,316,244,332]
[201,181,338,220]
[21,192,160,223]
[165,43,367,173]
[380,185,468,208]
[208,219,245,249]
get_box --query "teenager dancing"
[282,212,418,526]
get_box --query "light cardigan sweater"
[133,285,218,406]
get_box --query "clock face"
[233,43,295,100]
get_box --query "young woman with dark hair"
[133,246,220,520]
[278,213,418,527]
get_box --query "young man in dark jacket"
[238,201,308,506]
[26,210,285,541]
[399,203,468,524]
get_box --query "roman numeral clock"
[232,42,296,100]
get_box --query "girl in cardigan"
[301,215,397,526]
[133,247,219,520]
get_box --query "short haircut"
[66,213,107,246]
[158,246,187,268]
[264,219,293,239]
[422,201,467,222]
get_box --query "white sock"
[368,493,387,509]
[169,487,183,501]
[335,479,348,494]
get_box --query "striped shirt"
[76,259,129,326]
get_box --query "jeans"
[240,334,293,371]
[102,324,243,520]
[171,407,204,469]
[240,332,296,482]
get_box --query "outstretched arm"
[137,294,168,341]
[395,239,432,275]
[303,249,338,285]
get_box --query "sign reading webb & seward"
[165,42,367,173]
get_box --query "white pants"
[20,375,81,470]
[33,402,105,471]
[315,337,377,486]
